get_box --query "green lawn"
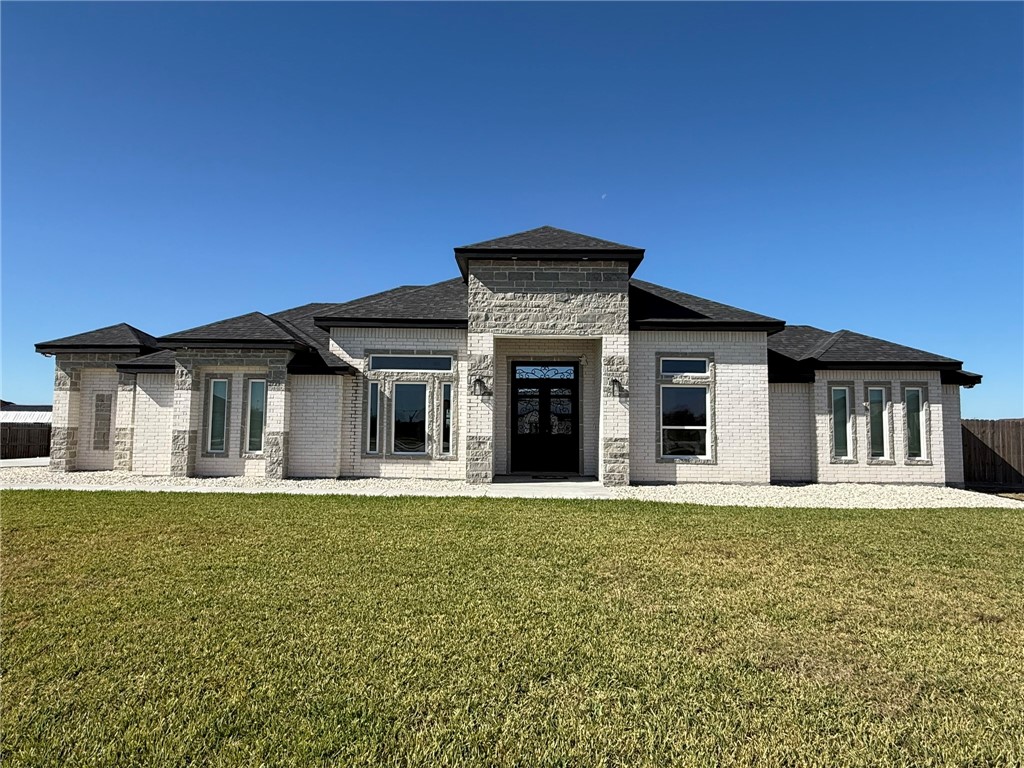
[2,491,1022,767]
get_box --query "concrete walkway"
[0,457,50,468]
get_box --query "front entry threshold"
[494,474,599,484]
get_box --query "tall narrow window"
[367,382,380,454]
[906,388,924,458]
[660,385,708,457]
[393,383,427,454]
[868,387,887,458]
[441,383,452,455]
[831,387,851,458]
[208,379,228,453]
[247,380,267,453]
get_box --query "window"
[661,358,708,376]
[660,386,708,457]
[906,387,925,459]
[868,387,887,459]
[831,387,851,459]
[441,383,452,455]
[208,379,228,453]
[367,382,380,454]
[369,355,452,372]
[393,383,427,454]
[246,380,267,453]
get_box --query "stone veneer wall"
[629,330,771,484]
[811,369,948,484]
[466,259,631,484]
[329,327,468,479]
[171,350,291,479]
[49,352,138,472]
[768,383,814,483]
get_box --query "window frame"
[391,381,429,456]
[369,354,453,373]
[659,384,710,459]
[206,378,230,454]
[866,386,889,460]
[366,381,380,454]
[441,382,452,456]
[659,356,708,376]
[830,385,853,461]
[904,385,928,461]
[245,378,267,454]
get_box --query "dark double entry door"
[510,362,579,474]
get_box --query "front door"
[510,362,579,474]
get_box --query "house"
[35,226,980,485]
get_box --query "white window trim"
[905,387,927,460]
[392,381,429,455]
[867,386,889,460]
[366,381,380,454]
[369,354,453,373]
[659,384,710,459]
[441,382,452,456]
[246,379,267,454]
[207,378,229,454]
[660,357,710,377]
[831,386,853,459]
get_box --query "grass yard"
[2,491,1022,767]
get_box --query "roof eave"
[313,317,468,330]
[454,250,645,280]
[810,360,964,371]
[631,320,786,333]
[35,344,157,356]
[159,339,307,350]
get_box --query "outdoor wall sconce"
[611,378,627,398]
[472,378,491,396]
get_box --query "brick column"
[170,361,199,477]
[113,371,137,470]
[466,332,495,483]
[600,333,631,485]
[49,357,80,472]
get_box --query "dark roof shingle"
[457,226,641,252]
[36,323,161,353]
[629,280,785,330]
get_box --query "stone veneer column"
[263,359,290,480]
[49,357,80,472]
[465,332,495,483]
[600,333,631,485]
[113,371,137,470]
[170,361,200,477]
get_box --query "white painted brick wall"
[132,374,173,475]
[289,375,343,478]
[812,369,947,484]
[942,383,965,487]
[77,368,119,470]
[492,337,601,476]
[331,327,468,479]
[629,331,771,484]
[769,383,814,482]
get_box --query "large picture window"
[208,379,228,453]
[246,380,267,453]
[393,383,428,454]
[831,386,851,459]
[660,385,708,457]
[905,387,925,459]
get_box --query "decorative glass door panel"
[510,362,579,473]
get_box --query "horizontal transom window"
[661,358,708,376]
[369,355,452,372]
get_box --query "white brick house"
[37,227,981,486]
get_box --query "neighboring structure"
[0,400,53,459]
[36,226,981,485]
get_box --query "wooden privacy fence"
[962,419,1024,489]
[0,424,51,459]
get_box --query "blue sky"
[2,2,1021,417]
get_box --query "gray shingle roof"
[36,323,161,352]
[161,312,301,346]
[629,280,785,330]
[116,349,176,372]
[313,279,468,327]
[457,226,642,252]
[768,325,962,366]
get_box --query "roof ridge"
[804,329,846,360]
[263,314,313,348]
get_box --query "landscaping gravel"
[2,466,1021,508]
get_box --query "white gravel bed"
[2,467,1021,508]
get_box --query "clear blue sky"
[2,2,1021,417]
